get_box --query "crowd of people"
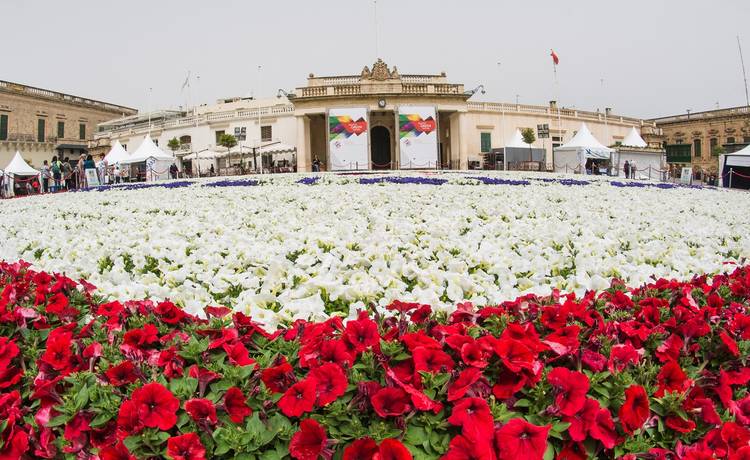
[37,154,98,193]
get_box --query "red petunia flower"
[343,437,379,460]
[443,434,496,460]
[45,292,78,318]
[608,344,640,373]
[655,334,683,363]
[279,377,318,417]
[224,386,252,423]
[105,361,139,387]
[155,300,187,324]
[0,429,29,459]
[63,412,91,453]
[413,346,454,374]
[310,363,348,406]
[665,415,696,433]
[448,368,483,402]
[344,317,380,353]
[371,387,411,418]
[655,361,692,397]
[581,350,607,373]
[40,330,74,371]
[619,385,650,434]
[185,398,218,425]
[223,342,257,367]
[167,433,206,460]
[492,369,528,400]
[494,419,550,460]
[99,441,137,460]
[447,397,494,442]
[116,399,142,439]
[131,382,180,430]
[720,331,740,357]
[261,358,296,393]
[493,338,536,373]
[460,341,490,369]
[374,438,413,460]
[290,418,327,460]
[0,337,20,369]
[547,367,590,416]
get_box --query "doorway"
[371,126,391,169]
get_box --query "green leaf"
[47,415,71,428]
[123,436,141,452]
[543,443,555,460]
[89,412,113,428]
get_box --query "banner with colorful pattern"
[398,106,438,169]
[328,108,369,171]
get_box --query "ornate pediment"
[708,129,719,135]
[360,59,400,81]
[725,127,736,133]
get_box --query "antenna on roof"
[739,35,750,107]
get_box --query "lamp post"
[257,65,263,174]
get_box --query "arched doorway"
[371,126,391,169]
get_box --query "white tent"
[505,129,531,148]
[120,135,175,181]
[2,151,40,197]
[553,123,615,174]
[102,140,130,165]
[621,127,648,148]
[720,144,750,189]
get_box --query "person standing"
[40,160,51,193]
[630,161,637,180]
[169,163,178,179]
[62,157,72,190]
[623,160,630,179]
[113,163,121,184]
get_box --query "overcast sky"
[4,0,750,118]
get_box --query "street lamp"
[277,89,295,99]
[464,85,486,97]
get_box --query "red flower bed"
[1,260,750,459]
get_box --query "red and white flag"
[550,50,560,65]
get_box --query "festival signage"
[398,106,438,169]
[328,108,369,171]
[84,168,100,187]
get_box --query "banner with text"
[329,108,369,170]
[399,106,438,168]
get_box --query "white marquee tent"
[102,140,130,165]
[121,135,175,181]
[614,127,664,180]
[720,144,750,189]
[2,151,40,197]
[553,123,615,173]
[499,129,545,169]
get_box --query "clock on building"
[378,99,386,108]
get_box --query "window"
[215,130,225,144]
[57,121,65,138]
[744,136,750,144]
[552,136,562,142]
[261,125,272,142]
[179,135,191,145]
[38,119,45,142]
[727,136,735,144]
[710,138,718,150]
[693,139,701,157]
[480,132,492,153]
[0,114,7,141]
[79,123,86,140]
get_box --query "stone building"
[95,60,658,173]
[650,106,750,176]
[0,80,136,168]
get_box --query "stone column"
[449,113,461,170]
[296,115,311,172]
[459,113,470,170]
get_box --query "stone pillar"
[459,113,470,170]
[449,113,461,170]
[296,115,311,172]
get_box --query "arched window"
[179,135,192,145]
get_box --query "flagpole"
[374,0,380,58]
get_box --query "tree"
[521,128,536,162]
[167,137,180,153]
[218,134,238,171]
[712,145,726,156]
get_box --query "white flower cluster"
[1,172,748,330]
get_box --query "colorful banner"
[328,108,369,171]
[398,106,438,169]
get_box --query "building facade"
[95,60,659,173]
[650,106,750,176]
[0,80,136,168]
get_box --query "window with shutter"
[693,139,701,157]
[57,121,65,138]
[38,119,45,142]
[480,132,492,153]
[0,115,7,141]
[79,123,86,140]
[261,125,272,142]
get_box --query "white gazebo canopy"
[259,142,297,155]
[102,140,130,165]
[722,143,750,168]
[121,135,174,164]
[555,123,614,159]
[505,129,532,148]
[4,151,39,176]
[621,127,648,148]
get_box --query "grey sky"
[4,0,750,118]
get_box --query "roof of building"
[0,80,136,115]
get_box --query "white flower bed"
[1,172,748,329]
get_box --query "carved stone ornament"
[360,66,371,79]
[371,59,390,80]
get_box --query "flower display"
[0,172,748,331]
[0,260,748,458]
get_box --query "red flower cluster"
[0,260,750,459]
